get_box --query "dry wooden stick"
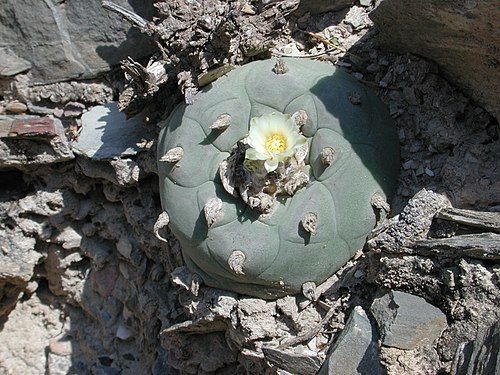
[272,48,342,59]
[302,30,347,53]
[277,302,337,349]
[436,208,500,233]
[101,1,148,30]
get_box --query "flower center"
[265,134,287,154]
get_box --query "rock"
[0,47,32,77]
[0,115,74,168]
[163,332,238,373]
[47,352,72,375]
[116,236,133,259]
[152,348,173,375]
[344,6,370,30]
[110,158,141,185]
[0,293,65,374]
[5,102,28,114]
[318,306,382,375]
[367,189,451,253]
[370,1,500,121]
[0,116,60,138]
[231,299,284,343]
[451,322,500,375]
[371,291,447,350]
[262,347,321,375]
[116,324,133,340]
[55,226,83,250]
[23,81,114,106]
[296,0,355,15]
[0,0,154,83]
[63,102,85,118]
[72,103,153,160]
[0,228,40,283]
[0,227,41,316]
[411,233,500,261]
[161,285,237,336]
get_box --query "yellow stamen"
[265,134,287,153]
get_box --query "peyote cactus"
[157,58,400,299]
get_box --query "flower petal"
[247,132,265,150]
[246,147,268,160]
[281,147,297,158]
[264,158,279,172]
[294,134,307,146]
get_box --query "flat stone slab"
[0,0,154,83]
[370,1,500,121]
[319,306,382,375]
[72,103,152,160]
[0,47,31,77]
[262,347,321,375]
[452,322,500,375]
[371,290,447,350]
[0,115,74,167]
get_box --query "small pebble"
[399,128,406,140]
[366,63,379,73]
[400,187,412,197]
[402,160,417,170]
[424,168,435,177]
[352,72,364,80]
[241,3,256,15]
[63,101,85,118]
[116,324,133,340]
[354,269,364,278]
[53,108,64,118]
[5,101,28,114]
[379,57,390,66]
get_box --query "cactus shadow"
[95,0,156,72]
[297,222,312,245]
[309,71,400,200]
[199,130,222,146]
[192,211,210,241]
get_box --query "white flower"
[245,112,307,172]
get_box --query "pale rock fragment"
[160,146,184,163]
[116,324,133,340]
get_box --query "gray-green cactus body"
[158,58,400,299]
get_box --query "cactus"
[158,58,400,299]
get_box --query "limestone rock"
[371,0,500,121]
[0,228,40,316]
[371,291,447,350]
[0,115,74,168]
[451,321,500,375]
[262,347,321,375]
[0,0,154,83]
[319,306,382,375]
[296,0,355,14]
[73,103,152,160]
[0,47,31,77]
